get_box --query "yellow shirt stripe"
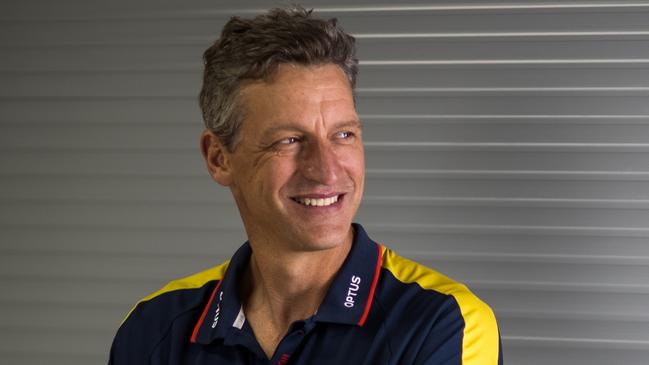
[381,247,500,365]
[121,261,230,324]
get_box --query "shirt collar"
[190,241,251,345]
[191,223,383,345]
[313,223,383,326]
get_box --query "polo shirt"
[109,223,502,365]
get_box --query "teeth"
[295,195,339,207]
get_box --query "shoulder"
[123,260,230,322]
[108,261,229,364]
[378,246,501,365]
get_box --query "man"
[109,6,502,365]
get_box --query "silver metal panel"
[1,1,649,364]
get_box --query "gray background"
[2,0,649,364]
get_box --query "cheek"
[259,157,300,193]
[340,147,365,182]
[353,159,365,189]
[347,145,365,169]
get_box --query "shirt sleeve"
[107,304,154,365]
[415,294,502,365]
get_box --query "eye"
[335,131,355,141]
[277,136,301,145]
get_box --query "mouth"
[291,194,344,207]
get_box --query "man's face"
[219,63,364,252]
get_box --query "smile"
[292,194,342,207]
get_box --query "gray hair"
[198,6,358,151]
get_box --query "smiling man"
[109,7,502,365]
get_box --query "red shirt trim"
[358,243,383,326]
[190,278,223,343]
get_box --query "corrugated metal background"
[1,1,649,364]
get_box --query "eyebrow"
[261,119,363,137]
[335,119,364,130]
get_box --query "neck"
[241,227,353,332]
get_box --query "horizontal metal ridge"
[5,114,649,127]
[5,142,649,153]
[0,146,191,152]
[503,335,649,350]
[316,3,649,12]
[0,223,242,233]
[5,60,649,74]
[357,86,649,93]
[4,2,649,23]
[0,350,104,360]
[355,31,649,39]
[0,248,231,260]
[0,64,201,74]
[497,309,649,322]
[0,95,189,101]
[3,222,649,237]
[358,87,649,97]
[4,86,649,100]
[0,198,232,206]
[366,169,649,181]
[363,142,649,152]
[0,324,109,336]
[365,222,649,237]
[412,251,649,265]
[2,246,647,266]
[3,169,649,181]
[360,114,649,124]
[469,280,649,294]
[0,301,127,311]
[0,322,123,334]
[5,196,649,209]
[362,196,649,209]
[0,172,207,179]
[0,274,173,286]
[6,31,649,48]
[6,60,649,73]
[4,32,649,48]
[361,59,649,66]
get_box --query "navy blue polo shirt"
[109,224,502,364]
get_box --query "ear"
[200,129,233,186]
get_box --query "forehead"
[237,63,356,124]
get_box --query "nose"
[299,139,341,186]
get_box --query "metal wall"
[1,1,649,364]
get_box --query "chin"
[293,224,352,252]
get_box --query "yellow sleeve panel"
[121,261,230,324]
[381,247,500,365]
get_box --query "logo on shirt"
[344,275,361,308]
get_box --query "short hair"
[199,6,358,151]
